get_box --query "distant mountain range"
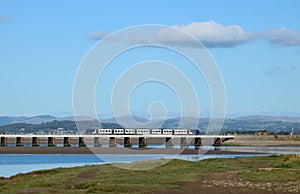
[1,114,300,126]
[0,115,99,126]
[0,114,299,134]
[235,115,300,123]
[0,115,56,126]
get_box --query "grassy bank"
[0,155,299,193]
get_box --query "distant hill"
[0,116,27,126]
[57,115,97,121]
[0,115,97,126]
[0,120,123,134]
[101,115,148,124]
[0,115,56,126]
[235,115,300,123]
[16,115,56,124]
[0,116,14,126]
[0,114,299,134]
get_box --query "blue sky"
[0,0,300,117]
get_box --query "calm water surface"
[1,145,299,178]
[0,153,270,178]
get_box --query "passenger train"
[89,128,200,135]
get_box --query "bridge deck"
[0,134,235,138]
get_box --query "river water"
[0,145,299,178]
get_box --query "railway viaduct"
[0,134,234,148]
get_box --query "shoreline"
[222,135,300,146]
[1,155,298,193]
[0,147,265,155]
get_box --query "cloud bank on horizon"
[88,21,300,48]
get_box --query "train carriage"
[98,129,112,134]
[151,129,162,134]
[189,129,200,135]
[113,128,124,134]
[137,129,150,135]
[162,129,173,135]
[95,128,200,135]
[125,129,135,134]
[174,129,188,135]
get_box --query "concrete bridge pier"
[64,137,71,147]
[79,137,86,147]
[180,137,188,148]
[194,137,202,149]
[94,137,101,147]
[32,137,40,146]
[0,137,7,147]
[109,137,117,147]
[165,137,174,148]
[213,138,222,146]
[16,137,24,146]
[138,137,147,148]
[48,137,55,146]
[124,137,132,148]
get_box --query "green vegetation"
[0,155,299,193]
[238,155,300,182]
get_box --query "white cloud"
[157,21,253,48]
[262,29,300,47]
[88,21,300,48]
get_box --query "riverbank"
[0,155,299,193]
[0,147,262,155]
